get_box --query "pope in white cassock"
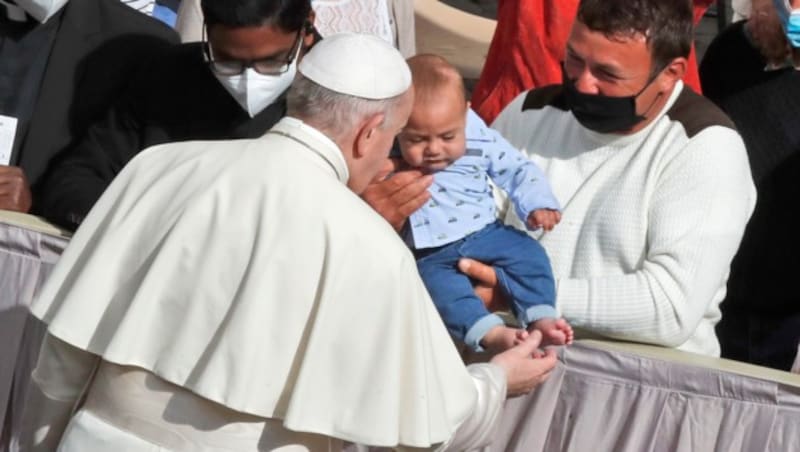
[20,33,557,451]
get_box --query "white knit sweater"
[493,82,756,356]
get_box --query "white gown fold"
[30,117,484,449]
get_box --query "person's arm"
[174,0,203,43]
[479,118,560,224]
[431,363,506,452]
[442,332,557,451]
[33,97,144,230]
[395,332,558,452]
[465,128,756,348]
[389,0,416,57]
[0,166,31,212]
[18,333,99,452]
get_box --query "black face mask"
[562,66,659,134]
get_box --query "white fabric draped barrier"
[0,212,69,451]
[1,211,799,451]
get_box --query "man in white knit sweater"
[461,0,756,356]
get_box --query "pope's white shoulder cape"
[32,118,476,448]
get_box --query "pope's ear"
[354,113,386,158]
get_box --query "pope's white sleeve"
[17,333,99,452]
[392,363,506,452]
[437,363,507,451]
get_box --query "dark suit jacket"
[700,21,800,370]
[35,42,288,230]
[16,0,178,190]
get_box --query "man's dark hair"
[577,0,693,74]
[201,0,311,31]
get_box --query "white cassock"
[22,117,506,451]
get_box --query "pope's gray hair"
[287,73,406,142]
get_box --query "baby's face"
[398,93,467,173]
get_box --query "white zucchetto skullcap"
[299,32,411,100]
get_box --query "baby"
[398,54,573,353]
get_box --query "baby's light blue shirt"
[408,109,560,249]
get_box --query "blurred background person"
[0,0,175,447]
[312,0,415,56]
[176,0,414,56]
[121,0,181,27]
[0,0,176,212]
[34,0,317,230]
[733,0,753,21]
[702,0,800,371]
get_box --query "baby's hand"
[527,209,561,231]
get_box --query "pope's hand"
[0,166,32,213]
[490,330,558,397]
[362,158,432,231]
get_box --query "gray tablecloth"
[2,213,799,451]
[490,342,800,452]
[0,218,68,449]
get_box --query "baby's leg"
[460,224,556,324]
[417,245,502,351]
[529,318,574,346]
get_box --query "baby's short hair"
[406,54,467,106]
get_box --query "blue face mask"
[787,11,800,48]
[772,0,800,48]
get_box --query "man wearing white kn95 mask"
[36,0,433,240]
[34,0,321,231]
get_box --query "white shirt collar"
[267,117,350,184]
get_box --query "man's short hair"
[201,0,311,31]
[577,0,693,74]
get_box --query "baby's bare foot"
[530,318,574,346]
[481,325,526,353]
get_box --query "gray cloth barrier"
[1,211,799,451]
[0,213,69,451]
[490,341,800,451]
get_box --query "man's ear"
[354,113,387,158]
[303,11,317,47]
[658,56,688,90]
